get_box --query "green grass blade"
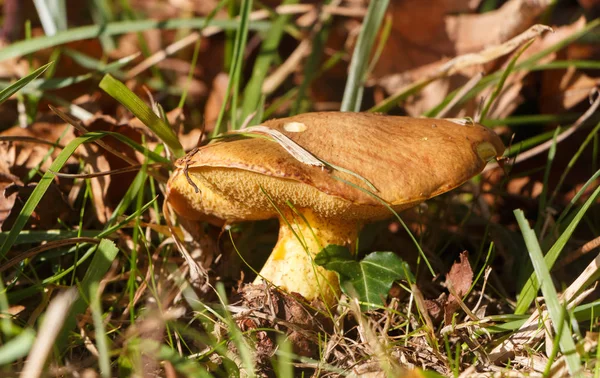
[275,335,294,378]
[478,39,534,122]
[0,230,101,245]
[549,121,600,208]
[514,210,581,375]
[0,132,104,260]
[536,127,560,233]
[99,74,184,157]
[215,282,256,377]
[0,62,53,105]
[0,18,271,63]
[424,19,600,117]
[56,239,119,350]
[556,168,600,226]
[0,328,36,365]
[90,282,111,378]
[213,0,253,134]
[340,0,389,112]
[89,0,116,52]
[291,14,332,115]
[230,0,253,130]
[515,183,600,314]
[481,113,580,127]
[240,0,297,125]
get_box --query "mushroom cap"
[167,112,504,222]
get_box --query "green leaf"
[315,245,413,310]
[99,74,184,157]
[0,62,53,105]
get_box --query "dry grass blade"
[49,105,138,166]
[234,125,379,191]
[483,91,600,172]
[490,250,599,364]
[49,163,163,179]
[437,72,484,118]
[0,136,66,148]
[162,200,206,284]
[262,39,312,95]
[20,289,78,378]
[0,237,100,274]
[371,24,552,112]
[509,90,599,165]
[348,296,402,376]
[236,125,325,167]
[555,236,600,268]
[127,4,365,78]
[440,24,553,75]
[560,252,600,304]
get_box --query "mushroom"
[167,112,504,306]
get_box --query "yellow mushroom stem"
[255,208,360,306]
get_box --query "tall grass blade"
[291,8,334,115]
[99,74,184,157]
[215,282,256,377]
[214,0,253,134]
[89,0,116,52]
[0,132,105,260]
[90,282,111,378]
[240,0,297,125]
[0,62,53,105]
[340,0,389,112]
[515,183,600,314]
[535,127,560,233]
[0,329,36,365]
[56,239,119,350]
[478,39,534,122]
[514,210,582,375]
[0,18,271,63]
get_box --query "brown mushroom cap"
[167,112,504,223]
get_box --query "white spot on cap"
[283,122,307,132]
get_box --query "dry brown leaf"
[541,67,600,113]
[0,121,75,226]
[79,115,147,223]
[444,251,473,325]
[2,181,73,231]
[203,72,229,133]
[374,0,550,80]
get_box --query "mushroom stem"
[254,208,360,306]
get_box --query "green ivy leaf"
[314,245,414,310]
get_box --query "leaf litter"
[0,1,599,377]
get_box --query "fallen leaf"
[2,181,73,231]
[541,66,600,113]
[444,251,473,325]
[204,72,229,133]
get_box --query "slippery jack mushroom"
[167,112,504,306]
